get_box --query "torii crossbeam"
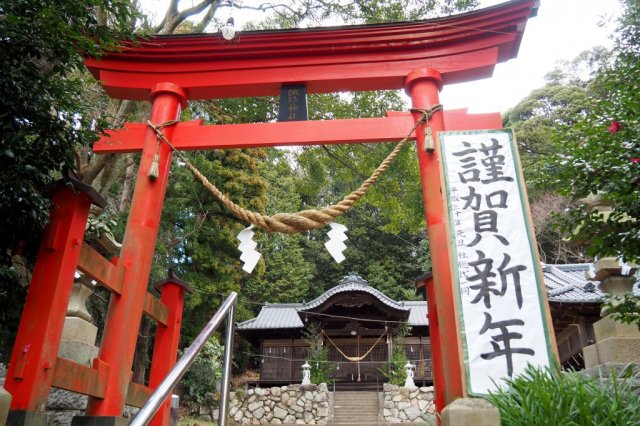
[5,1,538,424]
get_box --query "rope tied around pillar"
[410,104,443,152]
[146,105,442,234]
[147,119,180,180]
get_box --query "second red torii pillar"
[83,83,187,420]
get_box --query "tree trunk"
[119,156,137,213]
[132,317,152,384]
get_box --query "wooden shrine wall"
[259,337,432,384]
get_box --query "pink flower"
[630,157,640,163]
[608,121,622,133]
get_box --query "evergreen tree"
[550,0,640,262]
[0,0,136,361]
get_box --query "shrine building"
[238,267,640,386]
[238,274,431,386]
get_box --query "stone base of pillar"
[1,386,12,425]
[584,337,640,367]
[584,316,640,368]
[61,317,98,344]
[71,415,130,426]
[7,410,48,426]
[58,340,99,367]
[441,398,500,426]
[593,315,640,341]
[49,317,99,426]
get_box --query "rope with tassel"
[147,119,180,180]
[146,105,442,234]
[410,105,443,152]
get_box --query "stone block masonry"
[383,383,436,424]
[229,384,330,424]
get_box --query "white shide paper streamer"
[325,222,348,263]
[237,225,261,273]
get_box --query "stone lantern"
[575,193,640,367]
[404,361,415,388]
[301,362,312,386]
[583,258,639,368]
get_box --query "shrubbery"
[485,365,640,426]
[380,324,411,386]
[181,338,224,404]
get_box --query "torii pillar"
[5,1,538,424]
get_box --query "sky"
[440,0,622,113]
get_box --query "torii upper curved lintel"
[86,0,538,101]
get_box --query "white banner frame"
[438,129,557,396]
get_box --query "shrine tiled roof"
[302,274,409,312]
[543,263,640,304]
[237,274,427,331]
[237,304,305,330]
[237,301,429,331]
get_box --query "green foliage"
[383,344,409,386]
[0,274,27,360]
[280,90,429,301]
[177,417,216,426]
[157,148,269,341]
[303,322,334,384]
[241,150,315,309]
[0,0,136,362]
[380,324,411,385]
[548,0,640,263]
[308,346,332,385]
[0,0,135,248]
[601,291,640,330]
[240,0,478,29]
[504,83,590,190]
[485,365,640,426]
[417,236,432,273]
[303,91,425,234]
[181,339,224,404]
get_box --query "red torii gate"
[4,1,538,424]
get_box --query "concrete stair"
[331,390,380,426]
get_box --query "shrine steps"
[332,390,380,425]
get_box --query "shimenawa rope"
[147,105,442,234]
[321,330,386,362]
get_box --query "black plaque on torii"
[278,84,308,121]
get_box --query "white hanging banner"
[237,225,261,273]
[325,222,348,263]
[439,129,556,395]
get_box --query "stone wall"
[382,383,436,424]
[1,364,138,425]
[229,384,331,425]
[46,389,138,426]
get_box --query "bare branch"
[195,3,219,32]
[157,0,218,34]
[155,0,181,33]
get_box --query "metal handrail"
[131,292,238,426]
[331,380,336,426]
[376,376,381,426]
